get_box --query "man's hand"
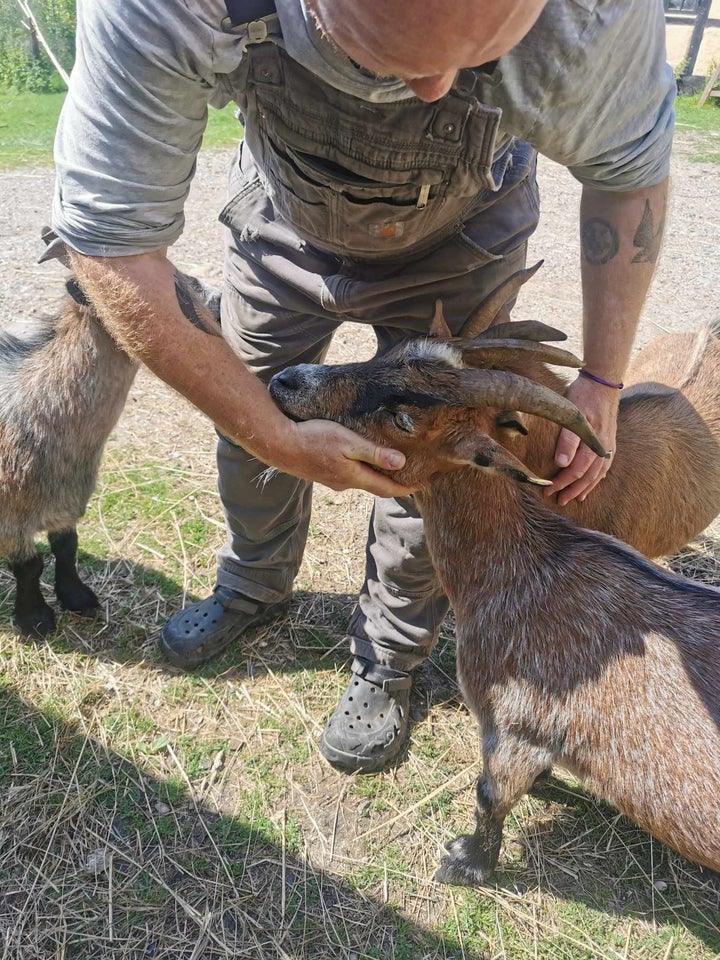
[545,374,619,506]
[269,419,414,498]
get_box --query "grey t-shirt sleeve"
[52,0,228,257]
[484,0,675,191]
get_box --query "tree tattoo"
[581,218,620,265]
[632,198,664,264]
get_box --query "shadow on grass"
[0,684,471,960]
[0,549,463,708]
[2,549,720,956]
[499,775,720,953]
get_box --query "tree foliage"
[0,0,75,92]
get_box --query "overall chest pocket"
[258,127,451,257]
[241,45,502,259]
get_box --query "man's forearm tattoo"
[581,196,666,268]
[632,198,665,264]
[581,218,620,265]
[173,272,222,337]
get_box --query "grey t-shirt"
[52,0,675,257]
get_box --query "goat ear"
[453,434,550,486]
[429,299,452,340]
[66,278,91,307]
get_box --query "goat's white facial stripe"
[404,340,463,368]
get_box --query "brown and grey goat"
[268,268,720,880]
[0,232,220,639]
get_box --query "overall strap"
[222,0,278,35]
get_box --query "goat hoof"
[66,600,101,619]
[57,583,100,616]
[435,836,495,887]
[13,609,56,640]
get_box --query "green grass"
[2,89,719,169]
[675,93,720,134]
[0,90,65,167]
[201,101,244,150]
[0,90,241,168]
[675,93,720,163]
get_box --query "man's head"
[308,0,548,102]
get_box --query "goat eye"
[393,411,415,433]
[495,411,528,436]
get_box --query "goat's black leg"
[435,776,507,886]
[11,553,56,639]
[49,529,99,616]
[435,738,551,887]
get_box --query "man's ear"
[451,433,551,487]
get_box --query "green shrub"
[0,0,75,92]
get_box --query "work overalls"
[215,5,540,671]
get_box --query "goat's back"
[616,324,720,553]
[452,503,720,872]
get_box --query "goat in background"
[268,266,720,881]
[0,230,220,639]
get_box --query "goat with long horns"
[269,264,720,881]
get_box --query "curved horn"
[476,320,567,343]
[38,226,71,268]
[429,299,452,339]
[459,339,583,370]
[458,369,609,457]
[459,261,543,339]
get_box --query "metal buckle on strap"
[351,657,413,693]
[221,13,279,37]
[222,0,278,36]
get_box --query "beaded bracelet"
[579,368,624,390]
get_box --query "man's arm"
[72,250,410,497]
[483,1,674,504]
[546,177,668,505]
